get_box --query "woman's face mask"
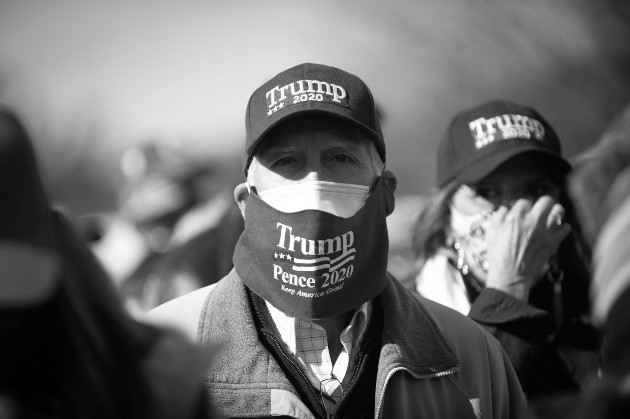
[448,185,494,281]
[448,182,557,282]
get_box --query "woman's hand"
[484,196,571,301]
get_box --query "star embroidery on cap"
[279,253,285,259]
[267,104,282,117]
[274,252,279,259]
[286,255,292,261]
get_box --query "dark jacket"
[417,242,600,397]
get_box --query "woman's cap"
[437,100,571,186]
[244,63,385,173]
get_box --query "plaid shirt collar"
[265,301,371,400]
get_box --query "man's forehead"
[261,135,369,154]
[255,117,372,155]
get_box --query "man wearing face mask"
[412,100,601,398]
[148,64,526,418]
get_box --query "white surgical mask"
[252,180,370,218]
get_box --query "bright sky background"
[1,0,629,213]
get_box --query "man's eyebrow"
[257,142,300,158]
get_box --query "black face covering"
[233,177,395,319]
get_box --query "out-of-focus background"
[1,0,629,307]
[2,0,629,211]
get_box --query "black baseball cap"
[244,63,385,173]
[437,100,571,186]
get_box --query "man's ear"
[233,183,250,218]
[380,170,398,194]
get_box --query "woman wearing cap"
[411,100,600,398]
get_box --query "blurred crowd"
[2,87,630,417]
[85,142,243,315]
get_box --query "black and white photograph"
[1,1,629,418]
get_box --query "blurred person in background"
[411,100,600,398]
[93,142,243,314]
[0,108,218,419]
[528,103,630,418]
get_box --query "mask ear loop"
[246,182,258,195]
[368,176,381,195]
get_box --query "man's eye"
[273,157,294,166]
[332,154,354,163]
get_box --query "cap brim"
[455,146,572,185]
[0,241,59,307]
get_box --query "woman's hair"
[410,180,461,264]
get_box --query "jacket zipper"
[330,336,376,416]
[266,333,329,417]
[375,366,458,419]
